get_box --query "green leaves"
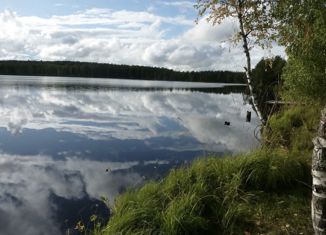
[196,0,276,49]
[272,0,326,103]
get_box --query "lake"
[0,75,259,235]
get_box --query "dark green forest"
[0,60,244,83]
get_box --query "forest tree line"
[0,60,245,83]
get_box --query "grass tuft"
[264,105,319,150]
[98,148,312,235]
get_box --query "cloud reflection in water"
[0,83,258,152]
[0,154,143,235]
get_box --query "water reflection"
[0,76,259,235]
[0,154,141,235]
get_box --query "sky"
[0,0,285,71]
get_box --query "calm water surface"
[0,75,259,235]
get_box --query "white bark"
[237,3,266,125]
[312,108,326,235]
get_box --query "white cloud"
[54,3,65,7]
[0,8,285,71]
[158,1,195,9]
[184,17,238,42]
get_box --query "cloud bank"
[0,8,284,71]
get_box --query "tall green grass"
[100,149,311,235]
[264,105,320,152]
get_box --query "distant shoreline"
[0,75,247,94]
[0,60,245,84]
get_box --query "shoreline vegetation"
[0,60,244,83]
[104,150,312,235]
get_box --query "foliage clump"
[264,105,320,153]
[273,0,326,103]
[251,56,286,119]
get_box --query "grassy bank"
[99,149,311,235]
[86,105,320,235]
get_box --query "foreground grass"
[94,149,311,235]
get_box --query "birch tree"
[313,109,326,235]
[195,0,275,125]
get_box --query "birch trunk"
[312,108,326,235]
[237,3,266,125]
